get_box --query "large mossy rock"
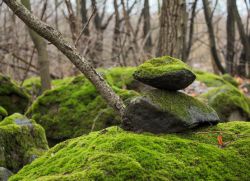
[201,85,250,121]
[26,72,138,145]
[195,70,238,87]
[123,89,219,133]
[0,106,8,121]
[133,56,196,90]
[0,74,30,114]
[0,113,48,173]
[10,122,250,180]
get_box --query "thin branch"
[74,6,96,47]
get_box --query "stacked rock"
[122,56,220,133]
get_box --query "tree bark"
[156,0,187,60]
[3,0,125,116]
[81,0,89,36]
[202,0,225,74]
[232,0,250,76]
[226,0,235,75]
[143,0,152,53]
[21,0,51,92]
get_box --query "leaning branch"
[3,0,125,116]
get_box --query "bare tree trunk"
[202,0,225,74]
[21,0,51,92]
[226,0,235,75]
[81,0,89,36]
[3,0,125,116]
[143,0,152,53]
[156,0,187,60]
[112,0,121,63]
[232,0,250,76]
[186,0,198,61]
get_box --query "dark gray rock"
[133,56,196,90]
[122,89,219,133]
[0,167,13,181]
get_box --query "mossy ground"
[134,56,194,79]
[195,70,238,87]
[10,121,250,181]
[0,74,30,114]
[0,113,48,173]
[26,68,139,144]
[201,84,250,121]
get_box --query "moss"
[134,56,194,79]
[26,73,139,144]
[195,70,237,87]
[0,113,48,173]
[0,106,8,121]
[22,77,74,98]
[102,67,136,89]
[201,84,250,121]
[0,74,30,114]
[221,74,239,87]
[145,89,215,121]
[10,122,250,181]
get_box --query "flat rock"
[122,89,219,133]
[133,56,196,90]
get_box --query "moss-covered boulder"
[133,56,196,90]
[201,85,250,121]
[10,122,250,180]
[0,106,8,121]
[123,89,219,133]
[0,113,48,173]
[0,74,30,114]
[195,70,238,87]
[26,75,138,145]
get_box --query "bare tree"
[156,0,187,60]
[142,0,152,53]
[202,0,225,74]
[226,0,235,75]
[21,0,51,92]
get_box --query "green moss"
[102,67,136,89]
[221,74,239,87]
[0,74,30,114]
[145,89,215,120]
[201,84,250,121]
[134,56,193,79]
[22,77,74,98]
[10,122,250,181]
[0,113,48,173]
[195,70,237,87]
[26,73,139,144]
[0,106,8,121]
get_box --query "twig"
[74,7,96,47]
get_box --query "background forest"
[1,0,250,88]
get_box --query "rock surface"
[201,84,250,121]
[133,56,196,90]
[0,74,30,114]
[0,167,13,181]
[123,89,219,133]
[0,113,48,173]
[9,122,250,180]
